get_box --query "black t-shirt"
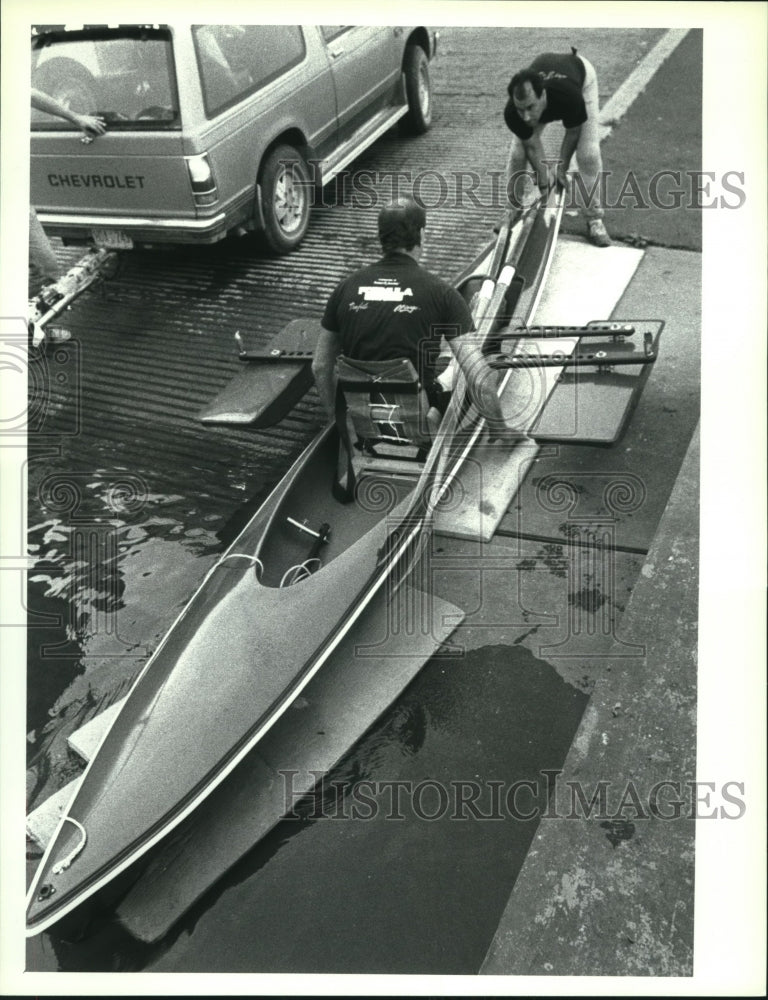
[504,51,588,140]
[321,252,474,384]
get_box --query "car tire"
[33,59,98,115]
[401,45,432,136]
[259,144,311,254]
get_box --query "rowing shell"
[25,192,564,938]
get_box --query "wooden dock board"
[27,699,127,849]
[433,438,540,541]
[433,239,646,540]
[533,240,646,443]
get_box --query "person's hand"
[540,165,568,197]
[74,113,107,139]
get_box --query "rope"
[279,558,321,588]
[51,817,87,874]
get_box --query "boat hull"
[26,194,565,937]
[26,425,425,934]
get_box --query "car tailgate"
[31,131,193,218]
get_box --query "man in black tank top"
[313,198,513,436]
[503,48,611,247]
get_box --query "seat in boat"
[335,356,434,465]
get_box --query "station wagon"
[30,24,436,253]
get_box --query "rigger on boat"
[26,188,662,940]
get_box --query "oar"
[423,188,566,500]
[470,203,539,346]
[520,184,566,326]
[447,192,554,442]
[456,207,519,335]
[484,185,565,434]
[380,197,549,561]
[437,197,540,395]
[487,209,515,280]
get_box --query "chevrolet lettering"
[47,174,147,189]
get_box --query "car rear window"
[31,25,179,128]
[192,25,306,117]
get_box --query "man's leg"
[29,207,62,296]
[575,55,611,246]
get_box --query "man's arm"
[520,135,552,192]
[557,125,581,185]
[31,88,106,137]
[506,133,562,204]
[522,134,560,192]
[506,136,550,208]
[449,333,520,438]
[311,325,343,421]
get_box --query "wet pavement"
[21,24,706,978]
[481,427,700,976]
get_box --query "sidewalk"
[561,28,703,251]
[481,423,699,976]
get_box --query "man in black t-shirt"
[504,49,611,247]
[314,198,511,435]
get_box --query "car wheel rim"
[274,165,306,235]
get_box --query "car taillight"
[185,153,218,207]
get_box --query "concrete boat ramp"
[26,233,700,972]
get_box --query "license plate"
[92,228,134,250]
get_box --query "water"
[24,441,277,807]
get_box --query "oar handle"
[472,205,538,342]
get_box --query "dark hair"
[507,69,544,100]
[377,197,426,253]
